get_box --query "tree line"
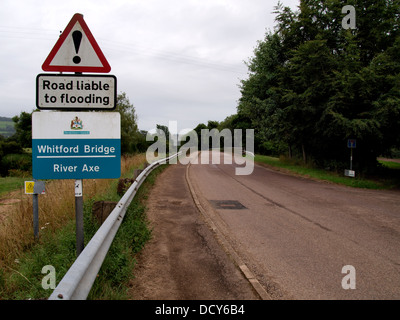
[204,0,400,174]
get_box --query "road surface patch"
[209,200,247,210]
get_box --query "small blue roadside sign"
[347,139,356,148]
[32,112,120,179]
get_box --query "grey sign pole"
[32,180,45,241]
[32,193,39,241]
[350,148,353,171]
[75,179,84,256]
[74,69,84,257]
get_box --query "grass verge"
[0,154,166,300]
[254,155,400,189]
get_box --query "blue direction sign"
[347,139,356,148]
[32,112,120,179]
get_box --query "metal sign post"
[36,13,119,257]
[32,193,39,241]
[350,148,353,171]
[75,180,84,256]
[345,139,356,178]
[25,180,46,240]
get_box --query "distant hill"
[0,117,16,137]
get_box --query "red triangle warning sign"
[42,13,111,73]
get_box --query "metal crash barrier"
[49,153,180,300]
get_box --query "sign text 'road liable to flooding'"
[36,74,116,110]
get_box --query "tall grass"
[0,154,146,272]
[0,158,164,300]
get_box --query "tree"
[281,38,337,162]
[207,120,219,130]
[238,31,288,156]
[238,0,400,172]
[115,92,142,154]
[12,111,32,148]
[156,124,171,151]
[156,124,170,141]
[193,123,207,150]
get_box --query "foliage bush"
[0,153,32,176]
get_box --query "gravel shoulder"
[128,163,259,300]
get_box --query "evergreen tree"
[115,92,142,154]
[238,0,400,172]
[12,111,32,148]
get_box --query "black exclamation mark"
[72,30,82,64]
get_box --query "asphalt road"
[187,151,400,299]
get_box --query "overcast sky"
[0,0,299,133]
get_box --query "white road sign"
[42,13,111,73]
[36,74,116,110]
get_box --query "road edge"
[185,162,271,301]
